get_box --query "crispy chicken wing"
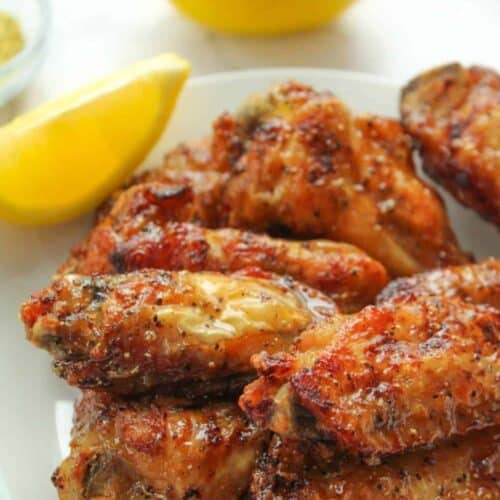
[378,258,500,309]
[21,270,337,394]
[53,391,268,500]
[62,182,388,312]
[251,430,499,499]
[401,63,500,226]
[177,82,466,276]
[101,82,467,276]
[240,294,499,459]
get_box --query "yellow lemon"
[0,53,190,225]
[171,0,356,35]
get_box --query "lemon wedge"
[0,53,190,225]
[171,0,356,35]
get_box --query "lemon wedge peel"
[0,53,190,225]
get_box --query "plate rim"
[185,66,400,90]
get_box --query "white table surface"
[4,0,500,120]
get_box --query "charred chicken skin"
[53,391,268,500]
[251,430,499,500]
[378,258,500,309]
[62,182,388,312]
[401,63,500,226]
[21,270,337,395]
[147,82,468,276]
[241,294,499,459]
[95,159,228,225]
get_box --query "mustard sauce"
[0,11,24,64]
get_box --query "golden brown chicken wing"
[378,258,500,309]
[240,294,499,459]
[62,182,388,312]
[251,429,499,499]
[185,82,466,276]
[100,82,468,276]
[53,391,268,500]
[401,63,500,226]
[21,270,337,395]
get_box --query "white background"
[5,0,500,117]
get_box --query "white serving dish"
[0,68,498,500]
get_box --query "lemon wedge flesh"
[0,53,190,225]
[171,0,355,35]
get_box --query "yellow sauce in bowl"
[0,11,23,64]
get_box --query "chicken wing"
[21,270,337,394]
[62,182,388,312]
[100,82,467,276]
[240,294,499,459]
[198,82,466,276]
[53,391,268,500]
[401,63,500,226]
[378,258,500,309]
[251,429,499,499]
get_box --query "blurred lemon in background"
[0,53,189,226]
[171,0,356,35]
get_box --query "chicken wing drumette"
[241,294,499,459]
[250,429,499,499]
[21,270,337,395]
[53,391,268,500]
[147,82,468,276]
[401,63,500,226]
[62,181,388,312]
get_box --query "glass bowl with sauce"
[0,0,50,105]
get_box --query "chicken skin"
[152,82,467,276]
[21,270,337,395]
[62,182,388,312]
[401,63,500,226]
[251,430,499,500]
[96,162,228,225]
[240,294,499,459]
[53,391,268,500]
[378,258,500,309]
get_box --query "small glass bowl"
[0,0,51,106]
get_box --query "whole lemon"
[170,0,356,35]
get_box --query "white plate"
[0,68,498,500]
